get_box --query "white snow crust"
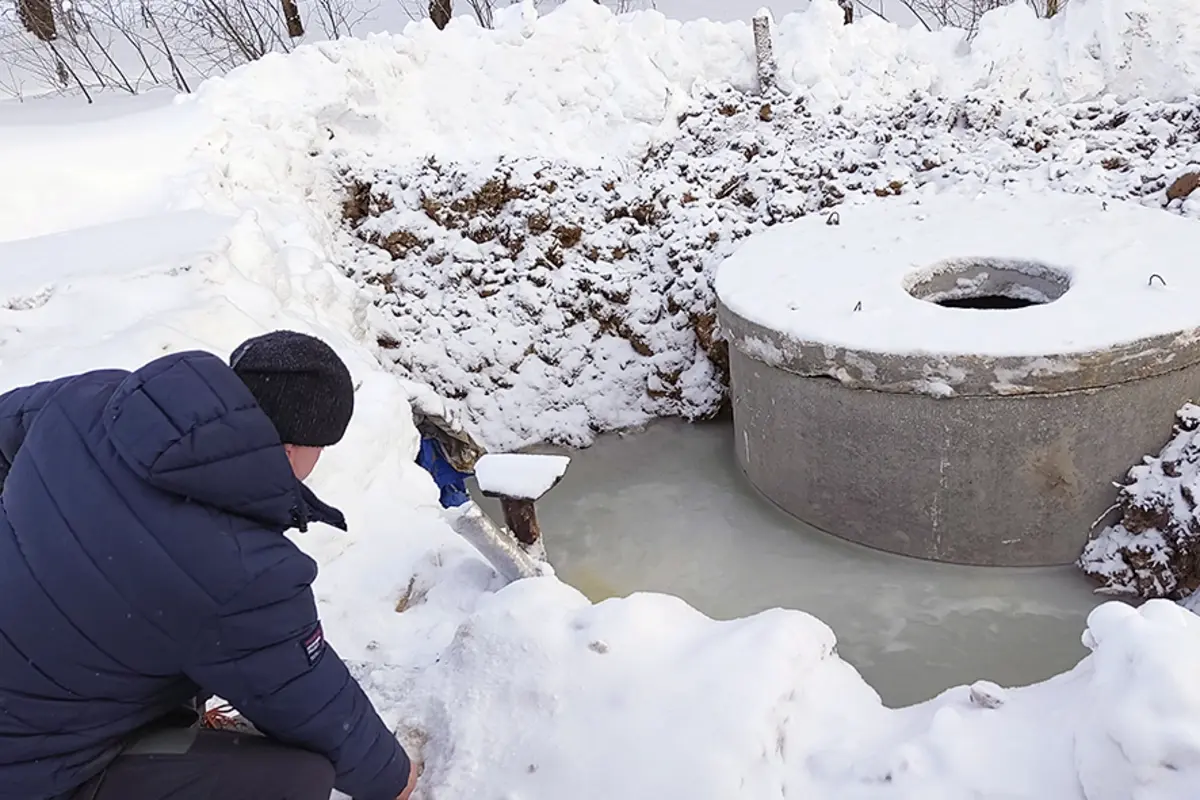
[475,453,571,499]
[715,190,1200,358]
[6,0,1200,797]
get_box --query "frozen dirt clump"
[337,84,1200,451]
[1079,403,1200,600]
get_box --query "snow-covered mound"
[1080,403,1200,600]
[188,0,1200,449]
[7,0,1200,796]
[343,87,1200,446]
[360,591,1200,799]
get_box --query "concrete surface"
[727,344,1200,566]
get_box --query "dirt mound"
[1079,404,1200,599]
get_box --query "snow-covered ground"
[5,0,1200,797]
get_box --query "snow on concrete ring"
[715,191,1200,398]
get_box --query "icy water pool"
[472,418,1107,708]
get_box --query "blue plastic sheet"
[416,436,474,508]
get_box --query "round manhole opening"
[904,258,1071,310]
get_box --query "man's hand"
[396,760,419,800]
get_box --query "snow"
[475,453,571,499]
[358,592,1200,799]
[1079,403,1200,600]
[0,98,205,243]
[715,190,1200,359]
[4,0,1200,796]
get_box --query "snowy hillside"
[4,0,1200,797]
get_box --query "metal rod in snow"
[753,9,777,94]
[451,504,547,583]
[466,453,569,583]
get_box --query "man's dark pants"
[69,726,335,800]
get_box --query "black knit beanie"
[230,330,355,447]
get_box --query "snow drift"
[5,0,1200,796]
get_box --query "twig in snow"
[714,174,747,200]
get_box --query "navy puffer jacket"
[0,351,410,800]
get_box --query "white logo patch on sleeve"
[302,624,325,666]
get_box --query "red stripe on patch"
[302,624,325,665]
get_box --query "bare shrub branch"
[890,0,1069,34]
[401,0,658,30]
[314,0,375,38]
[2,0,375,98]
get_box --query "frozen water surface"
[474,418,1106,707]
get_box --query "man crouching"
[0,330,417,800]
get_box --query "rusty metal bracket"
[491,496,543,547]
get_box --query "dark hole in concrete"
[935,295,1042,310]
[906,259,1070,311]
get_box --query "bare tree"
[429,0,450,29]
[280,0,303,36]
[82,0,167,86]
[160,0,300,73]
[17,0,57,40]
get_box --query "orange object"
[202,704,240,730]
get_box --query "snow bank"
[358,587,1200,799]
[187,1,755,165]
[188,0,1200,163]
[7,0,1200,795]
[0,98,204,243]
